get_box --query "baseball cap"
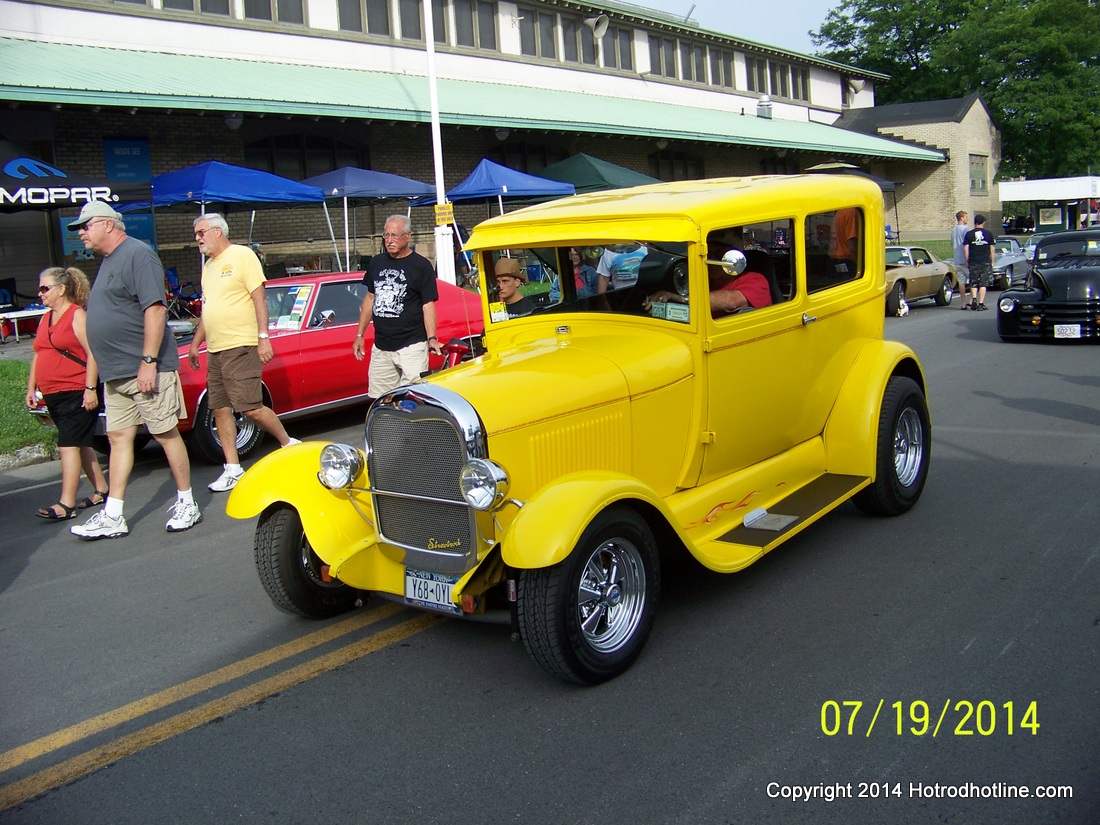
[973,214,986,225]
[67,201,124,230]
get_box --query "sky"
[632,0,839,55]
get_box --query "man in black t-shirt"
[963,214,997,311]
[352,214,442,397]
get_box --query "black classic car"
[997,229,1100,341]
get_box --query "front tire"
[254,505,359,618]
[886,281,905,316]
[516,507,660,684]
[192,397,264,464]
[853,376,930,516]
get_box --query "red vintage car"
[31,271,484,462]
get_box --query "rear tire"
[934,275,953,306]
[516,507,660,684]
[192,397,264,464]
[254,505,359,618]
[853,376,930,516]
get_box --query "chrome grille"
[365,386,487,574]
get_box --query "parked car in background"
[884,245,958,314]
[993,237,1030,289]
[229,175,931,684]
[1022,233,1053,260]
[997,229,1100,341]
[30,271,484,462]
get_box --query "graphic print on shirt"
[373,268,408,318]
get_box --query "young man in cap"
[187,213,301,493]
[493,257,535,317]
[352,214,442,400]
[67,201,201,539]
[963,214,996,311]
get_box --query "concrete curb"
[0,444,58,473]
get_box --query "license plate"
[1054,324,1081,339]
[405,569,461,614]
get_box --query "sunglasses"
[38,284,60,294]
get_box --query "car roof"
[264,271,364,286]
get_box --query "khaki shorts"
[104,370,187,435]
[368,341,429,397]
[207,346,263,411]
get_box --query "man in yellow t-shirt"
[187,213,300,492]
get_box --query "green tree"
[812,0,1100,179]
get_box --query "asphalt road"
[1,302,1098,824]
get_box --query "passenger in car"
[493,257,535,317]
[645,246,772,316]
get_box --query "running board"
[691,473,869,572]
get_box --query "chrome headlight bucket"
[998,296,1017,313]
[459,458,509,511]
[318,443,365,490]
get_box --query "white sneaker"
[71,510,129,541]
[283,437,302,448]
[208,465,244,492]
[166,499,202,532]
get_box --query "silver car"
[993,237,1029,289]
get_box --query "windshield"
[474,220,796,326]
[1036,238,1100,261]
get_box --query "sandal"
[36,502,77,521]
[77,490,109,510]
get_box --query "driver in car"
[647,242,772,315]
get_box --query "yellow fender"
[502,471,678,570]
[823,340,927,478]
[226,442,379,561]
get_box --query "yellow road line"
[0,603,404,774]
[0,612,442,812]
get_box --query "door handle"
[802,312,817,325]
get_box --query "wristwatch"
[257,333,270,339]
[141,355,158,364]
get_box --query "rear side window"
[806,208,864,293]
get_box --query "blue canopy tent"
[302,167,435,267]
[411,158,575,214]
[120,160,343,268]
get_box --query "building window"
[341,0,390,33]
[561,16,597,64]
[242,0,304,23]
[746,57,767,93]
[648,35,677,78]
[487,140,569,174]
[709,48,733,88]
[969,155,988,192]
[746,57,809,101]
[679,42,706,82]
[602,27,633,70]
[791,66,809,101]
[244,135,368,180]
[399,0,422,39]
[517,7,557,58]
[648,149,701,181]
[455,0,496,49]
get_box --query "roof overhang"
[0,37,943,163]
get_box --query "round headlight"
[318,443,364,490]
[998,297,1016,313]
[459,458,509,511]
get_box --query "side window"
[311,281,366,327]
[805,208,863,293]
[706,222,792,320]
[911,248,930,265]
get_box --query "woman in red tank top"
[25,267,109,520]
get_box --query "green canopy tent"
[533,153,660,194]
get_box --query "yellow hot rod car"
[228,175,930,684]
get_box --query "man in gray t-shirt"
[67,201,201,540]
[951,210,970,310]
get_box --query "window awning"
[0,37,944,163]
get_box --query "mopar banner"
[0,142,148,212]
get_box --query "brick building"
[0,0,978,293]
[835,93,1002,241]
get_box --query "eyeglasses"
[38,284,60,294]
[194,228,219,239]
[382,232,409,240]
[77,219,110,233]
